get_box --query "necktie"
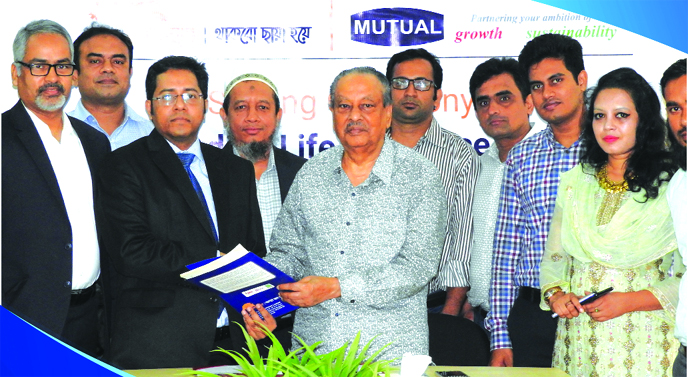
[177,153,219,244]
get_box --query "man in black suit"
[96,56,265,369]
[220,73,306,244]
[2,20,110,358]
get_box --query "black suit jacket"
[96,129,265,369]
[272,146,307,203]
[1,100,110,338]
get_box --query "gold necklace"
[596,165,628,193]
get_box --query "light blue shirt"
[69,100,153,150]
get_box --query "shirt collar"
[166,138,205,165]
[483,141,501,162]
[22,102,75,142]
[418,117,443,148]
[370,138,394,185]
[74,99,148,126]
[543,124,583,150]
[232,145,276,172]
[329,138,394,186]
[485,122,537,163]
[387,117,442,149]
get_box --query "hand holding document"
[181,244,298,318]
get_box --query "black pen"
[551,287,614,318]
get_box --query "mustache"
[487,115,508,123]
[345,121,366,132]
[400,97,420,105]
[96,73,117,81]
[38,82,65,95]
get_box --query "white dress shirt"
[468,127,535,311]
[26,104,100,290]
[668,169,687,346]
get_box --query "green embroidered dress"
[540,164,683,377]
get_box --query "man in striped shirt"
[486,34,587,367]
[386,48,479,316]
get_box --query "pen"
[551,287,614,318]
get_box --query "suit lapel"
[147,131,216,243]
[71,117,109,180]
[10,102,66,205]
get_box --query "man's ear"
[145,100,153,118]
[71,69,78,88]
[11,63,18,89]
[577,70,588,90]
[525,93,534,116]
[433,88,443,111]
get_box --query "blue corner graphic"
[534,0,688,53]
[0,307,128,377]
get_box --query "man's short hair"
[385,48,443,89]
[145,56,209,100]
[469,57,530,110]
[73,22,134,71]
[518,34,585,83]
[660,58,686,98]
[13,20,73,75]
[328,66,392,108]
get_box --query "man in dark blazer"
[96,56,265,369]
[219,73,306,352]
[2,20,111,358]
[220,73,306,243]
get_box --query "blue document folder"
[181,245,298,318]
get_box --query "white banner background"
[1,0,685,158]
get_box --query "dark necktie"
[177,153,219,244]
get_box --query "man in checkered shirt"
[486,34,588,367]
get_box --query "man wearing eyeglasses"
[96,56,265,368]
[68,23,153,150]
[385,48,479,316]
[2,20,110,358]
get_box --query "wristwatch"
[544,287,563,305]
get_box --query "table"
[125,366,571,377]
[428,366,570,377]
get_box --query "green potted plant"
[186,324,399,377]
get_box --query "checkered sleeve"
[485,154,524,350]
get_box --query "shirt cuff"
[338,274,364,303]
[437,260,470,288]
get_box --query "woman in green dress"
[540,67,683,377]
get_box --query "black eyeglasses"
[391,77,435,91]
[15,61,75,76]
[151,93,204,107]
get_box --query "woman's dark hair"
[581,67,675,201]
